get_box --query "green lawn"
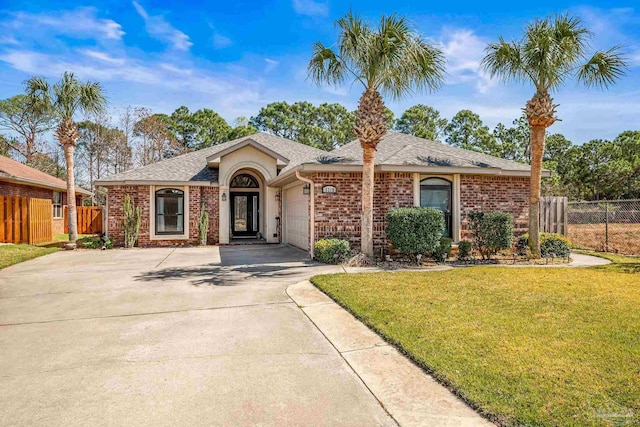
[311,258,640,426]
[0,244,59,269]
[51,233,95,243]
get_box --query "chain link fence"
[567,199,640,255]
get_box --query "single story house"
[96,132,548,255]
[0,155,91,235]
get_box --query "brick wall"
[0,181,54,199]
[460,175,530,238]
[312,172,530,251]
[106,185,219,247]
[312,172,414,252]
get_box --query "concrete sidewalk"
[288,281,494,427]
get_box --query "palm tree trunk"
[361,145,375,257]
[64,142,79,244]
[528,125,545,257]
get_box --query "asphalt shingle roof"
[0,155,91,195]
[302,132,531,171]
[96,133,327,183]
[97,131,532,185]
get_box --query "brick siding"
[312,172,530,251]
[106,185,219,247]
[0,181,54,199]
[312,172,414,253]
[460,175,530,238]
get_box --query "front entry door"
[231,192,259,237]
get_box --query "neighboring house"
[96,132,548,254]
[0,155,91,235]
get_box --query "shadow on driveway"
[134,244,324,287]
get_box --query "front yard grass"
[311,258,640,426]
[0,244,59,269]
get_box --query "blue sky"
[0,0,639,144]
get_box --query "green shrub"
[432,237,453,261]
[515,235,529,256]
[458,240,472,259]
[81,235,113,250]
[386,207,444,255]
[314,239,350,264]
[468,211,514,259]
[518,233,570,257]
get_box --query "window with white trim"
[52,191,63,218]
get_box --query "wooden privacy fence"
[64,206,103,234]
[0,196,53,244]
[28,198,53,244]
[540,196,568,235]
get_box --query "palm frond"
[577,47,628,89]
[307,42,348,86]
[79,81,107,115]
[484,13,626,92]
[24,76,53,117]
[481,38,530,85]
[309,11,445,100]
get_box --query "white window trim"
[414,173,461,242]
[149,185,190,240]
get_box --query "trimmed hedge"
[386,207,445,255]
[314,239,350,264]
[517,233,570,257]
[468,211,514,259]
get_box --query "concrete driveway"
[0,245,396,426]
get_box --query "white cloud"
[264,58,279,73]
[0,49,262,114]
[292,0,329,18]
[132,1,192,51]
[438,29,495,94]
[213,33,232,49]
[10,8,124,41]
[159,63,193,76]
[81,50,125,65]
[0,36,19,45]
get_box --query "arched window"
[230,174,259,188]
[420,177,452,237]
[155,189,184,235]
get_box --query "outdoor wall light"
[303,183,311,195]
[221,192,227,202]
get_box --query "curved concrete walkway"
[340,252,610,274]
[288,281,494,427]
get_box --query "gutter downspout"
[296,170,315,258]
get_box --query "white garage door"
[284,184,309,250]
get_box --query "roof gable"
[96,132,327,185]
[206,138,290,166]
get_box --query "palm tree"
[482,15,627,257]
[26,72,107,246]
[308,12,445,257]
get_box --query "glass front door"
[420,178,452,237]
[231,192,259,237]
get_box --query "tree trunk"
[528,125,545,257]
[361,145,375,257]
[64,143,79,244]
[354,88,386,259]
